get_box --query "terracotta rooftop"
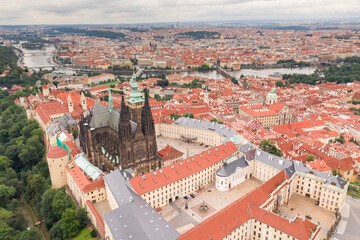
[130,142,238,195]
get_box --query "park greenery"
[21,42,44,50]
[56,27,126,39]
[154,94,172,102]
[197,64,211,72]
[0,90,89,239]
[349,107,360,115]
[259,139,282,157]
[175,31,221,40]
[275,81,284,87]
[306,154,317,162]
[210,118,223,124]
[0,46,18,71]
[169,112,194,120]
[282,56,360,85]
[180,79,204,89]
[348,100,360,105]
[276,59,310,68]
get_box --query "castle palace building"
[79,74,159,175]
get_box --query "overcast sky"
[1,0,360,25]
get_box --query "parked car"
[184,196,189,199]
[315,201,319,206]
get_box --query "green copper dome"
[127,72,144,104]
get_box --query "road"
[332,196,360,240]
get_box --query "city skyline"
[1,0,360,25]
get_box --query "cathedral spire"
[108,86,114,112]
[143,88,150,109]
[120,94,130,123]
[141,89,154,135]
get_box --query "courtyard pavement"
[279,194,335,240]
[162,178,262,233]
[332,196,360,240]
[156,136,212,159]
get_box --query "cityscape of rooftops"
[1,0,360,240]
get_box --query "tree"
[183,112,194,118]
[52,189,74,221]
[0,185,16,207]
[306,154,316,162]
[154,94,163,102]
[25,174,45,200]
[259,139,282,157]
[76,208,88,229]
[334,135,345,144]
[0,208,15,240]
[0,156,12,171]
[18,228,41,240]
[169,113,181,120]
[72,128,79,140]
[49,220,63,240]
[275,81,284,87]
[156,79,169,87]
[61,208,80,239]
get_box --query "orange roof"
[180,171,319,240]
[130,142,238,195]
[325,157,355,171]
[46,146,68,159]
[158,145,184,161]
[65,161,105,193]
[306,160,331,172]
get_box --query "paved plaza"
[279,194,335,240]
[156,136,212,159]
[332,197,360,240]
[94,200,112,217]
[161,178,262,233]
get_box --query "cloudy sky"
[1,0,360,25]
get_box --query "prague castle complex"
[79,74,159,175]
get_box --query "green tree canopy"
[61,208,80,239]
[259,139,282,157]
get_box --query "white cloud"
[0,0,359,25]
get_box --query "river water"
[20,44,56,70]
[17,44,317,77]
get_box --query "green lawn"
[347,191,360,199]
[72,228,96,240]
[99,81,120,86]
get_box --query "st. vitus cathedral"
[79,73,159,175]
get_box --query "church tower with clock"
[79,73,159,175]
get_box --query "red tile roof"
[158,145,184,161]
[46,146,68,159]
[65,161,105,193]
[130,142,238,195]
[179,171,319,240]
[325,157,355,171]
